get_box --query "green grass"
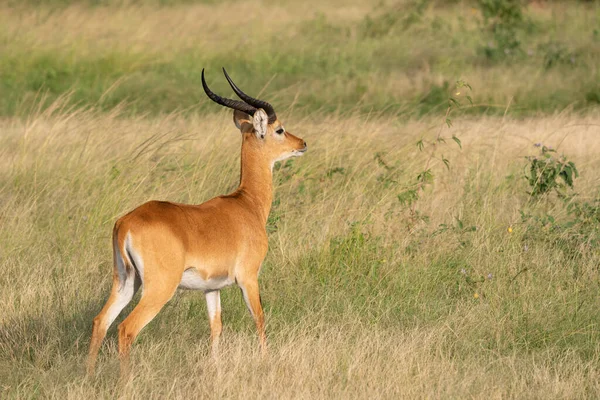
[0,1,599,118]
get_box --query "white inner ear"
[253,109,268,139]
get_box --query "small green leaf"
[397,189,419,206]
[455,80,472,91]
[442,157,450,170]
[455,217,464,230]
[417,169,434,184]
[452,135,462,149]
[568,161,579,177]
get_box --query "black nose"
[303,141,307,148]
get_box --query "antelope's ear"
[233,109,252,130]
[252,109,268,139]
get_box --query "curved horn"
[222,68,277,124]
[202,69,257,116]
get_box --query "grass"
[1,98,600,397]
[2,0,600,398]
[0,1,599,117]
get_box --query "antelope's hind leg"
[116,249,182,376]
[87,256,139,375]
[116,284,178,376]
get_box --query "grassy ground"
[1,101,600,397]
[2,0,600,398]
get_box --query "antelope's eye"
[276,128,284,135]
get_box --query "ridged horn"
[222,68,277,124]
[202,68,257,116]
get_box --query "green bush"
[477,0,528,60]
[525,144,578,198]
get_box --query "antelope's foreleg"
[205,290,222,357]
[239,279,266,352]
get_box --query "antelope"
[87,68,307,375]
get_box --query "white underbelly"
[178,268,234,292]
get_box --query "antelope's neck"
[235,142,273,225]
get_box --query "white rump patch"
[105,266,136,328]
[125,232,144,282]
[103,235,138,329]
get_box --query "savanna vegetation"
[1,0,600,398]
[1,0,599,117]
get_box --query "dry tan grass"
[1,102,600,397]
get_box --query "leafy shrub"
[525,144,578,198]
[477,0,527,60]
